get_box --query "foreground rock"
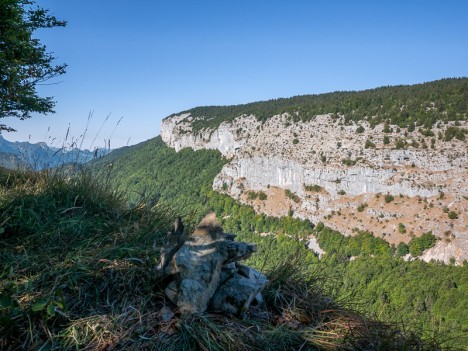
[157,213,268,315]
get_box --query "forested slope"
[168,78,468,131]
[92,136,468,348]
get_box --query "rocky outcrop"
[158,213,268,315]
[161,114,255,158]
[161,113,468,263]
[307,236,325,258]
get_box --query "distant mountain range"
[0,135,110,170]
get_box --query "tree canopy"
[0,0,66,131]
[168,78,468,132]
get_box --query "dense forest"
[167,78,468,131]
[92,137,468,347]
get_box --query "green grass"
[0,168,174,349]
[0,167,453,350]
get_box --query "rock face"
[211,264,268,314]
[158,213,268,315]
[161,113,468,264]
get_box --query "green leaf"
[46,303,56,317]
[0,227,4,234]
[31,300,48,312]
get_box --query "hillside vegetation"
[1,167,449,350]
[92,137,468,349]
[168,78,468,131]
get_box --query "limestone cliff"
[161,113,467,264]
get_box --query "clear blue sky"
[3,0,468,148]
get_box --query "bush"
[357,203,368,212]
[365,139,376,149]
[395,139,406,149]
[383,123,392,133]
[247,191,268,201]
[448,211,458,219]
[315,222,325,232]
[444,126,466,141]
[384,194,394,203]
[285,189,300,203]
[398,223,406,234]
[420,129,434,137]
[408,232,437,256]
[304,184,322,192]
[247,191,258,200]
[356,125,365,133]
[342,158,357,166]
[258,191,268,201]
[397,242,409,256]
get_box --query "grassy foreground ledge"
[0,169,451,350]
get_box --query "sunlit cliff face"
[162,113,468,264]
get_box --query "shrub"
[292,138,299,145]
[258,191,268,201]
[444,126,466,141]
[247,191,268,201]
[365,139,376,149]
[395,139,406,149]
[247,191,258,200]
[398,223,406,234]
[342,158,357,166]
[357,203,368,212]
[356,125,365,133]
[383,123,392,133]
[315,222,325,231]
[408,232,437,256]
[420,129,434,137]
[448,211,458,219]
[304,184,322,192]
[384,194,394,203]
[383,136,390,145]
[285,189,300,203]
[397,242,409,256]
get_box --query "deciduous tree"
[0,0,66,131]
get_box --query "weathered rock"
[220,262,238,284]
[236,264,266,282]
[165,281,178,304]
[171,213,228,314]
[211,268,268,315]
[160,213,268,315]
[159,306,175,323]
[225,239,257,264]
[157,216,185,275]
